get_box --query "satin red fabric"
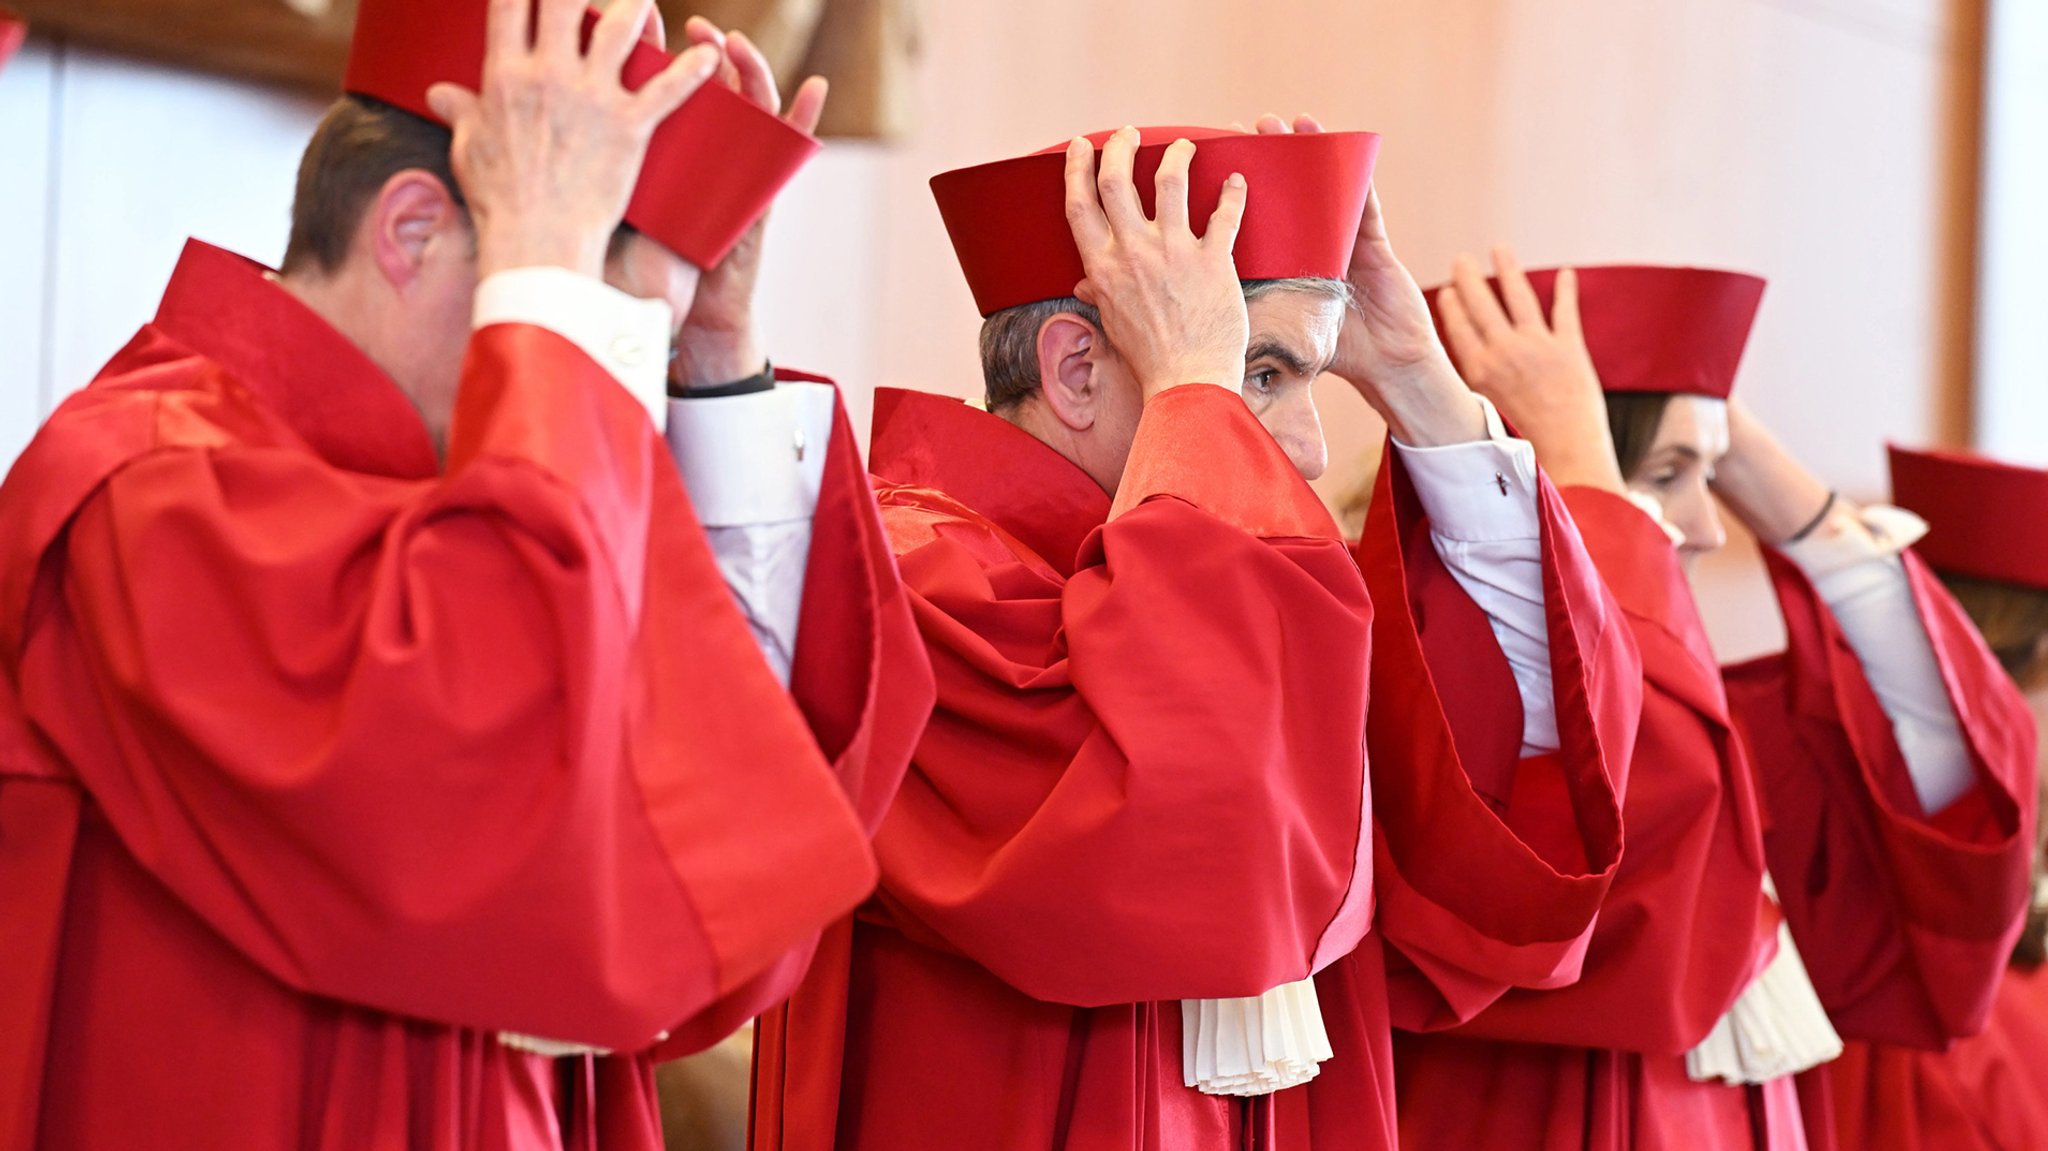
[1395,489,2036,1151]
[752,388,1641,1151]
[0,241,931,1150]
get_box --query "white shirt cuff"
[473,267,675,428]
[665,382,835,527]
[1392,395,1543,543]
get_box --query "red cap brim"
[344,0,818,268]
[1428,264,1766,400]
[1889,445,2048,590]
[932,127,1379,317]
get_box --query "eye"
[1649,468,1682,490]
[1244,367,1282,396]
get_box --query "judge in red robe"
[0,4,930,1149]
[1817,446,2048,1151]
[750,121,1641,1151]
[1412,257,2037,1150]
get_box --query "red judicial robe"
[750,387,1641,1151]
[1394,488,2036,1151]
[0,241,934,1151]
[1821,963,2048,1151]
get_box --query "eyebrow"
[1645,445,1704,465]
[1246,338,1334,379]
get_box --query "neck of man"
[278,265,450,460]
[998,395,1120,498]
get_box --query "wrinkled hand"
[1064,127,1249,401]
[1241,113,1479,445]
[427,0,720,281]
[1439,247,1625,491]
[671,16,830,387]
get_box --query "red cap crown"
[931,127,1380,317]
[1429,265,1767,400]
[344,0,819,269]
[1889,446,2048,591]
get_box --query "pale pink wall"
[0,0,1975,661]
[825,0,1970,661]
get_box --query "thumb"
[425,82,478,125]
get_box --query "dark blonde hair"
[1938,572,2048,968]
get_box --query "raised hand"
[1063,127,1249,401]
[1438,248,1625,492]
[671,16,831,387]
[1709,400,1838,545]
[1244,113,1480,446]
[425,0,721,281]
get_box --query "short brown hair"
[282,95,463,276]
[1605,391,1677,480]
[978,278,1352,412]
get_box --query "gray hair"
[978,277,1352,411]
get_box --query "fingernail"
[1227,173,1246,188]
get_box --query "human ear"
[1035,312,1104,433]
[366,170,466,291]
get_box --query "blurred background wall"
[1,0,2039,660]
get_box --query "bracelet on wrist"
[669,358,775,399]
[1784,490,1838,544]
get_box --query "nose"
[1268,396,1328,482]
[1675,496,1728,558]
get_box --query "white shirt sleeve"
[1390,396,1557,758]
[665,382,837,686]
[1779,504,1975,814]
[472,266,674,427]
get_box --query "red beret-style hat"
[931,127,1380,317]
[1429,265,1767,400]
[0,9,27,73]
[1889,446,2048,591]
[344,0,819,269]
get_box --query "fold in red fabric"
[754,389,1642,1151]
[1395,487,2037,1151]
[0,240,932,1151]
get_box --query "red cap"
[931,127,1379,317]
[344,0,819,269]
[1889,446,2048,590]
[0,9,27,73]
[1429,265,1767,400]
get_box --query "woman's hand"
[1437,247,1625,492]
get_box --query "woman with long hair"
[1821,445,2048,1151]
[1386,254,2038,1150]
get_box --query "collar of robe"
[152,239,440,482]
[869,387,1111,578]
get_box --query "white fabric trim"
[1181,978,1334,1097]
[1686,882,1844,1085]
[1393,394,1558,756]
[496,1032,611,1058]
[1782,504,1973,814]
[473,266,675,429]
[666,382,834,527]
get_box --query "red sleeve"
[1439,487,1775,1053]
[16,326,883,1051]
[870,385,1374,1007]
[1724,546,2037,1049]
[1356,453,1637,1032]
[653,376,934,1059]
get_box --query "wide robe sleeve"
[1723,546,2036,1049]
[1434,487,1775,1053]
[868,385,1375,1008]
[1357,451,1637,1031]
[12,325,888,1053]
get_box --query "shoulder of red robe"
[1889,445,2048,592]
[1426,264,1767,401]
[931,125,1381,316]
[343,0,819,269]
